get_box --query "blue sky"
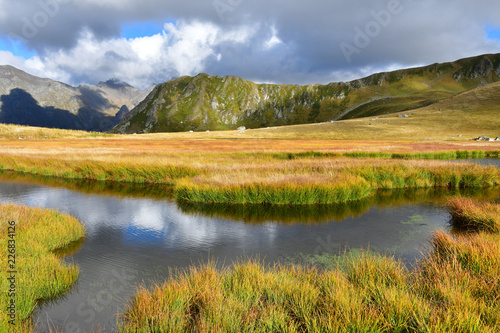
[0,37,36,59]
[0,0,499,89]
[486,26,500,40]
[121,22,165,39]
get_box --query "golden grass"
[449,197,500,232]
[120,200,500,332]
[0,143,497,205]
[0,204,85,332]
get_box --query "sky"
[1,0,500,90]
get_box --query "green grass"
[175,176,374,205]
[0,151,498,205]
[0,155,199,185]
[270,150,499,162]
[120,199,500,332]
[176,163,499,205]
[0,204,85,332]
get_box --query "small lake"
[0,160,498,332]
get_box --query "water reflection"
[179,187,500,224]
[0,171,497,332]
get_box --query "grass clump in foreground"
[120,199,500,333]
[0,204,85,332]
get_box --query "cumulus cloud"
[0,0,500,88]
[1,20,260,89]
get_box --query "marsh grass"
[177,162,499,205]
[120,200,500,332]
[0,148,498,205]
[274,150,499,160]
[0,204,85,332]
[449,197,500,232]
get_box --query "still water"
[0,162,497,332]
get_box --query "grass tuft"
[449,197,500,232]
[0,204,85,332]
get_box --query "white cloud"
[0,51,26,68]
[129,33,165,61]
[265,26,282,49]
[1,20,258,89]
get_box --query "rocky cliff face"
[0,66,152,131]
[112,53,500,134]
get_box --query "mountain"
[0,66,152,131]
[242,80,500,141]
[112,53,500,134]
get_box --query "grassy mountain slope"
[245,80,500,141]
[112,53,500,134]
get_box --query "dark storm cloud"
[1,0,500,86]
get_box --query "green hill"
[112,53,500,134]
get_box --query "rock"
[189,130,194,133]
[475,135,490,141]
[458,134,463,138]
[495,137,500,141]
[398,114,409,118]
[237,126,246,131]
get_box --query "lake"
[0,159,498,332]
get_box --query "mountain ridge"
[0,66,152,131]
[112,53,500,134]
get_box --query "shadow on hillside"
[0,88,120,131]
[79,86,115,113]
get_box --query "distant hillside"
[238,80,500,141]
[112,53,500,134]
[0,66,151,131]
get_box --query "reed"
[0,204,85,332]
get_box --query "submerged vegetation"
[120,199,500,332]
[0,204,85,332]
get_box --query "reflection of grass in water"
[178,187,500,225]
[0,170,175,201]
[52,237,86,258]
[177,200,373,225]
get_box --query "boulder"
[475,135,490,141]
